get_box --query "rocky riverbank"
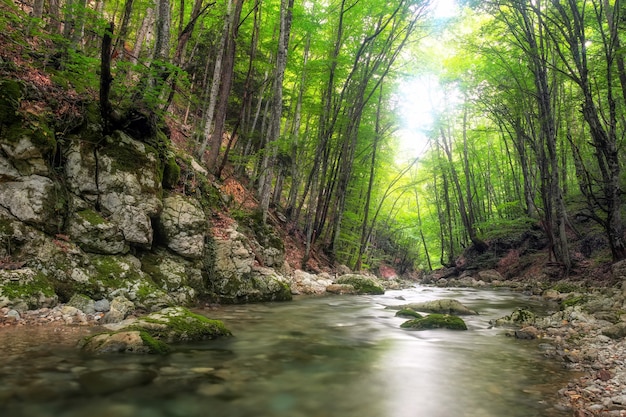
[423,262,626,417]
[4,258,626,416]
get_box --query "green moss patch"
[139,331,171,354]
[162,155,181,189]
[77,209,106,226]
[395,308,423,319]
[561,294,588,309]
[0,78,23,126]
[400,314,468,330]
[133,306,231,343]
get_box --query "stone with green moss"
[162,155,181,189]
[335,274,384,295]
[0,268,58,310]
[80,330,170,354]
[400,314,468,330]
[81,307,230,355]
[395,308,423,319]
[561,294,588,309]
[129,306,231,343]
[0,79,22,126]
[490,308,536,327]
[393,299,477,315]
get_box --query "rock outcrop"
[0,109,294,311]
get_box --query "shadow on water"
[0,286,573,417]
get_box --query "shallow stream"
[0,286,573,417]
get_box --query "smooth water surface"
[0,287,572,417]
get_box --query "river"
[0,286,573,417]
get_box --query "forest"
[2,0,625,276]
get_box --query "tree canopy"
[4,0,626,275]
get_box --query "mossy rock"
[335,274,384,295]
[490,308,536,327]
[395,308,423,319]
[551,282,582,294]
[231,209,285,253]
[77,209,106,226]
[561,294,588,309]
[0,269,58,309]
[162,155,181,189]
[79,330,171,355]
[131,306,231,343]
[400,314,468,330]
[80,307,230,355]
[394,299,477,315]
[3,117,56,151]
[0,78,23,126]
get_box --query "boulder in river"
[334,274,385,295]
[400,314,468,330]
[80,306,231,354]
[390,299,477,315]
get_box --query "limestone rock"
[157,195,207,259]
[102,295,135,323]
[1,135,50,176]
[68,209,128,254]
[213,227,255,278]
[491,308,536,327]
[80,331,157,354]
[67,293,96,315]
[0,268,57,310]
[140,250,198,305]
[110,205,153,248]
[127,306,231,343]
[289,270,333,295]
[392,298,477,315]
[65,132,163,248]
[334,274,385,295]
[0,175,62,233]
[477,269,503,283]
[86,306,231,355]
[326,283,357,294]
[210,265,292,303]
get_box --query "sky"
[395,0,459,160]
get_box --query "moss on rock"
[139,331,171,354]
[131,306,231,343]
[0,269,58,309]
[80,307,230,354]
[561,294,588,309]
[0,78,23,126]
[335,274,385,295]
[162,155,181,189]
[400,314,468,330]
[395,308,423,319]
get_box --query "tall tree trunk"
[440,124,487,252]
[258,0,294,222]
[197,0,233,162]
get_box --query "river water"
[0,286,573,417]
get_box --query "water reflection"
[0,287,570,417]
